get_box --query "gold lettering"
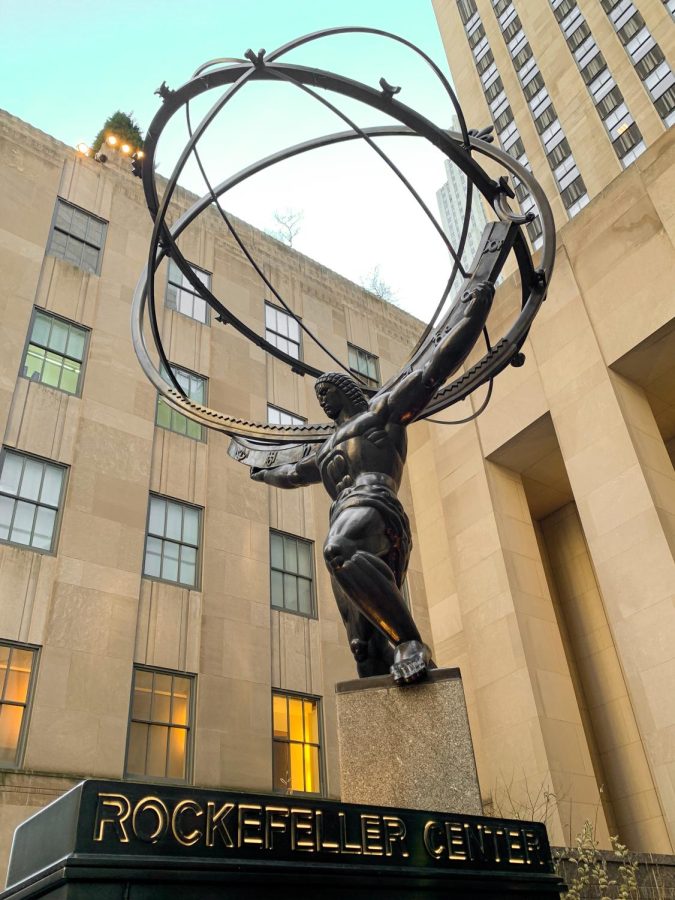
[238,804,263,846]
[361,815,384,856]
[171,799,203,847]
[205,801,235,848]
[338,811,362,854]
[444,821,468,861]
[382,816,409,858]
[316,810,339,853]
[423,820,445,859]
[506,828,526,864]
[464,823,488,862]
[132,797,169,843]
[264,805,289,850]
[522,828,543,865]
[290,807,315,852]
[93,792,131,843]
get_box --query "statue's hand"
[250,468,266,482]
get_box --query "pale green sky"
[1,1,471,317]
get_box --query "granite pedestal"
[336,667,482,814]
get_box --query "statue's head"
[315,372,368,420]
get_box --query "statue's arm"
[386,286,492,424]
[250,452,321,489]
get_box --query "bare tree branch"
[360,265,399,305]
[268,208,303,247]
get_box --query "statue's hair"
[315,372,368,412]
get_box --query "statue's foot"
[391,640,433,686]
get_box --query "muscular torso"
[316,408,407,500]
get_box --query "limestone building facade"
[0,107,432,875]
[0,50,674,878]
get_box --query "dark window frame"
[0,448,68,555]
[165,259,212,325]
[0,640,40,770]
[46,198,107,276]
[271,689,324,797]
[142,493,203,590]
[155,363,208,443]
[347,342,381,389]
[20,307,90,398]
[269,529,316,619]
[124,663,196,786]
[264,302,303,361]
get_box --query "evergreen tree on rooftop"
[92,111,144,153]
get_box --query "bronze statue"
[131,30,555,687]
[249,285,494,684]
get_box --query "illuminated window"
[348,343,380,389]
[166,260,210,324]
[125,666,194,783]
[47,199,107,275]
[270,531,315,617]
[0,643,37,767]
[267,405,306,427]
[156,365,206,441]
[272,692,322,795]
[143,495,201,588]
[0,450,66,552]
[22,309,88,395]
[265,303,301,359]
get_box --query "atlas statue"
[131,28,555,687]
[250,285,493,684]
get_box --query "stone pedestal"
[336,667,482,815]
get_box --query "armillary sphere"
[131,27,556,465]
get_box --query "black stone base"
[2,780,565,899]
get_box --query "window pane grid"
[48,200,106,274]
[0,452,64,551]
[488,1,588,216]
[156,365,206,441]
[264,303,301,359]
[126,667,193,782]
[601,1,674,122]
[0,644,36,767]
[347,343,380,388]
[457,1,541,245]
[270,531,315,616]
[166,261,210,324]
[23,311,87,395]
[143,496,201,588]
[272,693,321,795]
[267,405,306,427]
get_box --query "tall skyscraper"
[432,0,674,232]
[436,123,492,268]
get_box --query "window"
[0,451,65,552]
[156,365,206,441]
[265,303,301,360]
[272,692,322,795]
[47,199,107,275]
[270,531,315,616]
[166,260,210,324]
[267,405,306,427]
[125,666,194,783]
[143,495,201,588]
[0,642,37,767]
[22,309,88,395]
[348,343,380,389]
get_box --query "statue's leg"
[324,507,431,684]
[331,575,392,677]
